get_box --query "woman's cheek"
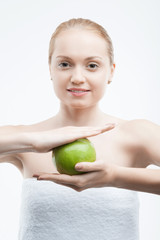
[92,72,107,87]
[93,76,107,98]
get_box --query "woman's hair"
[48,18,114,66]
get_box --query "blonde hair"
[48,18,114,66]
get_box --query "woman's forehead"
[52,33,107,61]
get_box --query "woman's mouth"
[67,88,90,96]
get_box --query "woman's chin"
[70,104,89,109]
[64,101,91,109]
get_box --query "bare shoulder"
[117,119,158,144]
[118,119,160,166]
[18,116,57,132]
[2,116,56,134]
[119,118,159,135]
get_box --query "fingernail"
[75,163,82,170]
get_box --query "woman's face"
[49,29,115,109]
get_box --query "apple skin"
[52,138,96,175]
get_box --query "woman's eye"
[88,63,98,69]
[58,62,70,68]
[58,62,98,70]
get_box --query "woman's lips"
[67,88,90,97]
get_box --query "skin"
[49,29,115,115]
[1,28,160,194]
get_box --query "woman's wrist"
[17,131,36,153]
[108,164,120,188]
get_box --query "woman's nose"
[70,67,86,84]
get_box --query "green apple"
[52,138,96,175]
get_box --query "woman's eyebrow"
[56,55,103,60]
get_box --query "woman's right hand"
[31,124,115,153]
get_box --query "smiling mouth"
[67,90,90,93]
[67,88,90,93]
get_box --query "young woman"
[0,18,160,240]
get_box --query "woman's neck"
[54,104,112,127]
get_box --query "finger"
[33,172,45,177]
[37,171,98,190]
[96,123,116,133]
[33,173,83,191]
[33,172,60,178]
[76,124,116,139]
[87,124,116,134]
[36,173,79,186]
[75,161,102,172]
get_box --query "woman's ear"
[108,63,116,84]
[49,65,52,81]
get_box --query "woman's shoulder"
[96,114,152,133]
[118,118,156,131]
[18,116,57,132]
[116,118,159,151]
[107,115,153,128]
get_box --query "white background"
[0,0,160,239]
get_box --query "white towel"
[18,178,139,240]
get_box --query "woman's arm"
[0,124,115,156]
[113,119,160,194]
[34,160,160,195]
[138,119,160,166]
[114,166,160,194]
[0,125,34,156]
[34,120,160,195]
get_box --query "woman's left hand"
[33,160,118,191]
